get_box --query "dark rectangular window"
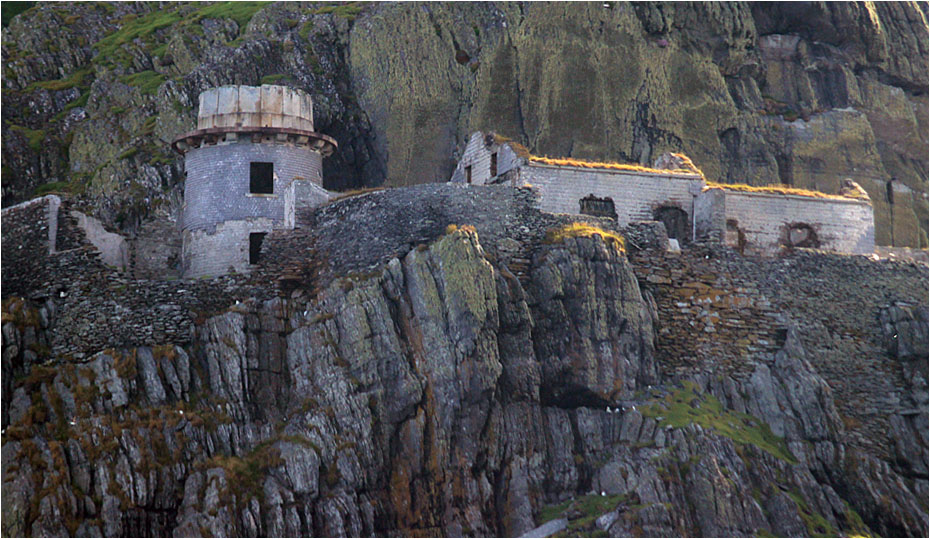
[465,165,472,184]
[490,152,498,177]
[249,232,267,264]
[250,162,274,194]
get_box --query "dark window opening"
[579,194,617,220]
[249,232,267,264]
[490,152,498,177]
[465,165,472,184]
[250,162,274,194]
[726,219,747,254]
[653,205,690,243]
[784,223,820,249]
[886,178,895,205]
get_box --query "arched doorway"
[783,223,820,248]
[653,205,690,244]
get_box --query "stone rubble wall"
[2,195,90,297]
[629,241,927,459]
[290,183,592,281]
[69,210,129,271]
[2,195,277,358]
[196,85,314,131]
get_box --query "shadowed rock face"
[2,2,927,246]
[2,221,927,537]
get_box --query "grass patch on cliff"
[25,66,93,92]
[536,493,630,536]
[51,91,90,122]
[192,1,268,28]
[545,222,626,253]
[787,490,837,537]
[120,70,167,95]
[92,2,267,68]
[640,381,796,463]
[311,2,365,21]
[10,125,45,152]
[34,181,72,197]
[207,440,282,509]
[92,10,183,67]
[260,73,288,85]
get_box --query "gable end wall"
[450,132,522,184]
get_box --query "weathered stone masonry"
[451,131,876,256]
[696,187,875,255]
[173,85,337,278]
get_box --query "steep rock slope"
[2,199,927,537]
[2,2,928,245]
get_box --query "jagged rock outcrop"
[2,222,926,537]
[2,2,927,246]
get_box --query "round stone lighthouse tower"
[173,85,336,278]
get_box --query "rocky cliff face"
[2,193,927,537]
[2,2,928,246]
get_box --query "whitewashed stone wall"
[182,218,277,278]
[709,188,875,254]
[182,140,323,232]
[516,164,704,228]
[449,132,524,184]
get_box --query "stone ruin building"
[1,89,879,285]
[450,131,876,256]
[172,85,338,278]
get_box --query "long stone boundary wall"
[2,195,276,358]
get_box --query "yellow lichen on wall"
[528,155,697,177]
[703,182,865,201]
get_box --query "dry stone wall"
[629,241,928,459]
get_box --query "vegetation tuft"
[545,222,626,253]
[311,2,365,21]
[536,493,632,536]
[640,381,796,463]
[119,70,167,96]
[10,125,46,152]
